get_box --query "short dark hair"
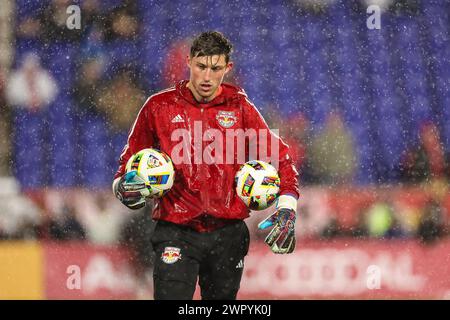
[190,31,233,63]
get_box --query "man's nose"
[203,68,211,81]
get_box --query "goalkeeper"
[113,31,299,300]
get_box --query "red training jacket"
[114,80,299,232]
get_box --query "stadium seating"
[12,0,450,188]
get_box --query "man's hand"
[258,195,297,254]
[115,171,150,210]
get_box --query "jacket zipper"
[199,107,210,215]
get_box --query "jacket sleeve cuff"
[275,194,298,213]
[112,177,121,196]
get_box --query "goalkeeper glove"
[258,195,297,254]
[114,171,149,210]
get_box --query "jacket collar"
[176,80,242,108]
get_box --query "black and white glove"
[114,171,150,210]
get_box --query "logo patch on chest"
[216,111,237,128]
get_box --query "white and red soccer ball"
[125,148,175,198]
[235,160,280,210]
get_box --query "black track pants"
[151,220,250,300]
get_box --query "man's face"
[187,54,233,102]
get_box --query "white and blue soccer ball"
[125,148,175,198]
[235,160,280,210]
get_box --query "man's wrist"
[276,194,298,213]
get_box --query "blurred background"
[0,0,449,299]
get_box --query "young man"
[113,31,299,300]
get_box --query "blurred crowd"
[0,0,449,266]
[0,177,156,280]
[0,176,448,244]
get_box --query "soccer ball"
[125,148,175,198]
[235,160,280,210]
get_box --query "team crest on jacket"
[216,111,237,128]
[161,247,182,264]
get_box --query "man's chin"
[199,90,215,100]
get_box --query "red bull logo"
[216,110,237,128]
[161,247,182,264]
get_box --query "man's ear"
[186,55,191,68]
[225,61,234,75]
